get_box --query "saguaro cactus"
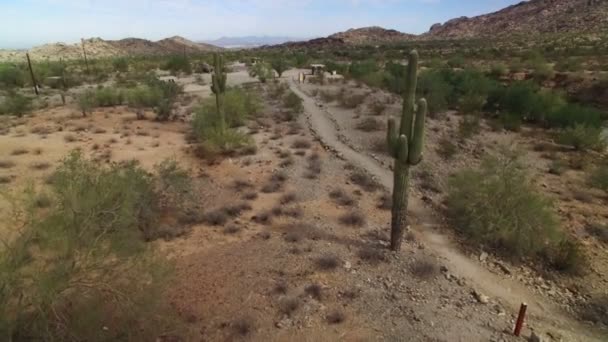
[386,50,427,251]
[211,53,227,132]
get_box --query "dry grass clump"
[326,310,346,324]
[304,152,322,179]
[202,209,229,226]
[64,134,77,143]
[291,139,311,149]
[410,257,439,280]
[230,317,253,337]
[304,283,323,300]
[329,189,355,206]
[357,246,387,264]
[356,117,383,132]
[233,179,255,193]
[0,175,13,184]
[252,211,272,225]
[272,280,288,295]
[0,160,15,169]
[223,224,241,235]
[315,254,341,271]
[278,297,300,317]
[93,127,107,134]
[242,191,258,201]
[377,192,392,210]
[350,170,379,192]
[279,192,297,205]
[10,148,29,156]
[261,171,288,193]
[29,162,52,171]
[284,231,302,243]
[339,211,366,227]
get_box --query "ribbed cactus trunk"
[386,50,427,252]
[211,53,227,133]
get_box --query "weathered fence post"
[81,38,90,74]
[26,53,39,95]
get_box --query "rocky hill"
[425,0,608,39]
[328,26,416,45]
[0,36,221,62]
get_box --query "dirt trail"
[288,77,603,341]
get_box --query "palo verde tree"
[386,50,427,251]
[211,53,227,133]
[271,58,289,78]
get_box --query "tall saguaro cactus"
[211,53,227,132]
[386,50,427,251]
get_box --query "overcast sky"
[0,0,522,48]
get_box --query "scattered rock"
[479,252,488,262]
[472,289,490,304]
[530,331,545,342]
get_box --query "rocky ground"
[0,68,606,341]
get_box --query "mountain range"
[202,36,304,49]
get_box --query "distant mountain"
[203,36,304,48]
[425,0,608,39]
[328,26,416,45]
[0,36,222,62]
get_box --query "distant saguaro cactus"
[386,50,427,251]
[211,53,227,132]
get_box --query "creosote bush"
[558,124,606,151]
[447,148,578,268]
[0,150,190,340]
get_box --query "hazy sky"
[0,0,522,48]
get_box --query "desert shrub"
[417,70,452,115]
[0,64,26,88]
[348,60,379,79]
[226,87,261,126]
[320,90,338,103]
[249,62,273,83]
[282,91,303,119]
[339,92,367,109]
[269,82,288,100]
[558,124,606,151]
[499,112,522,131]
[447,55,466,68]
[0,151,185,340]
[350,169,379,192]
[356,117,383,132]
[112,57,129,72]
[368,100,386,116]
[436,137,458,160]
[94,86,124,106]
[409,257,439,279]
[447,149,561,259]
[163,55,192,74]
[192,98,254,155]
[555,57,583,72]
[326,311,345,324]
[546,103,603,129]
[532,62,555,82]
[489,63,508,78]
[329,189,355,206]
[271,58,289,78]
[460,93,486,114]
[0,91,32,117]
[315,254,341,270]
[589,162,608,192]
[543,238,586,274]
[339,211,366,227]
[76,89,96,116]
[458,114,481,139]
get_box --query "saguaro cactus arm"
[408,98,427,165]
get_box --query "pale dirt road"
[286,74,605,342]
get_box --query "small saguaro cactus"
[211,53,227,132]
[386,50,427,252]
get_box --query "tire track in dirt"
[288,78,604,342]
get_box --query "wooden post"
[26,53,39,95]
[513,302,528,337]
[60,58,67,105]
[81,38,90,74]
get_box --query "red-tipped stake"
[514,302,528,336]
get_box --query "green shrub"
[546,103,603,128]
[589,162,608,192]
[282,91,303,120]
[348,60,379,78]
[163,55,192,74]
[447,149,561,258]
[0,151,190,340]
[460,93,486,114]
[500,112,522,131]
[532,62,555,82]
[0,91,32,117]
[0,64,26,88]
[458,114,481,139]
[543,238,586,274]
[112,57,129,72]
[558,124,606,151]
[126,85,163,108]
[192,99,254,154]
[94,86,124,107]
[249,62,273,83]
[447,55,466,68]
[339,92,367,109]
[271,59,289,78]
[77,89,96,116]
[489,63,508,78]
[417,70,452,115]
